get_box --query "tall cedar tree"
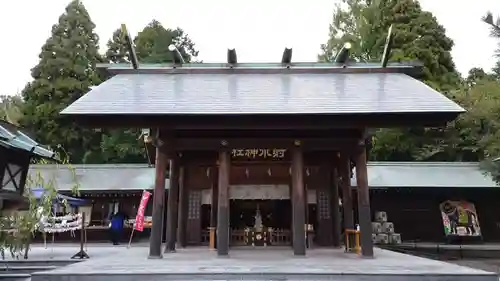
[320,0,460,89]
[99,20,199,163]
[19,0,102,163]
[319,0,465,161]
[134,20,198,63]
[480,12,500,183]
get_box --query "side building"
[28,162,499,244]
[27,164,166,242]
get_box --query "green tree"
[0,95,23,126]
[320,0,460,89]
[96,20,200,163]
[483,12,500,79]
[135,20,199,63]
[466,67,496,87]
[480,12,500,183]
[0,150,80,259]
[19,0,102,163]
[105,28,130,64]
[320,0,465,161]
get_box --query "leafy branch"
[0,146,80,259]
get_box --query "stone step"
[0,265,56,274]
[0,273,31,281]
[29,272,499,281]
[0,260,79,267]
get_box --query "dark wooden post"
[217,144,230,256]
[177,166,187,248]
[339,152,354,231]
[355,144,374,257]
[210,166,219,250]
[148,146,167,259]
[331,164,342,248]
[165,155,180,253]
[291,141,306,256]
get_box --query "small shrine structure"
[60,25,464,258]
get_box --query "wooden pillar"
[148,146,167,259]
[210,166,219,250]
[355,144,374,257]
[339,152,354,231]
[217,146,230,256]
[331,164,342,248]
[165,155,180,253]
[291,142,306,256]
[177,166,187,248]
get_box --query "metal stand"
[71,213,89,259]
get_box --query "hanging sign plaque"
[231,148,287,159]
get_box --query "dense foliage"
[0,0,498,185]
[18,0,102,163]
[319,0,500,167]
[96,20,199,163]
[15,1,198,164]
[0,152,79,259]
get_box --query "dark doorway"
[230,199,291,229]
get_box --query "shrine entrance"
[230,199,292,246]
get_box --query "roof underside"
[61,72,464,117]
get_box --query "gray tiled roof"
[27,164,167,192]
[352,162,497,188]
[0,120,55,159]
[61,73,464,115]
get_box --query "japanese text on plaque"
[231,148,287,159]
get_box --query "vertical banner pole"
[128,190,151,249]
[127,228,136,249]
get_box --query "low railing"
[201,228,293,246]
[272,228,292,246]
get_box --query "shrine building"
[60,27,464,258]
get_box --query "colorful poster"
[440,200,481,237]
[134,191,151,232]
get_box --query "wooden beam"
[70,112,457,130]
[354,143,374,257]
[148,146,167,259]
[120,24,139,69]
[227,49,237,65]
[168,138,360,151]
[335,42,352,64]
[291,142,306,255]
[209,166,218,250]
[165,155,180,253]
[339,152,354,230]
[216,147,231,256]
[381,24,394,68]
[281,48,293,64]
[176,166,187,248]
[331,162,342,248]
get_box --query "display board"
[440,200,481,237]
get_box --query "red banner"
[134,191,151,232]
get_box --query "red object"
[134,191,151,232]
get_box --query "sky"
[0,0,499,95]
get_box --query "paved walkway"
[32,246,494,275]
